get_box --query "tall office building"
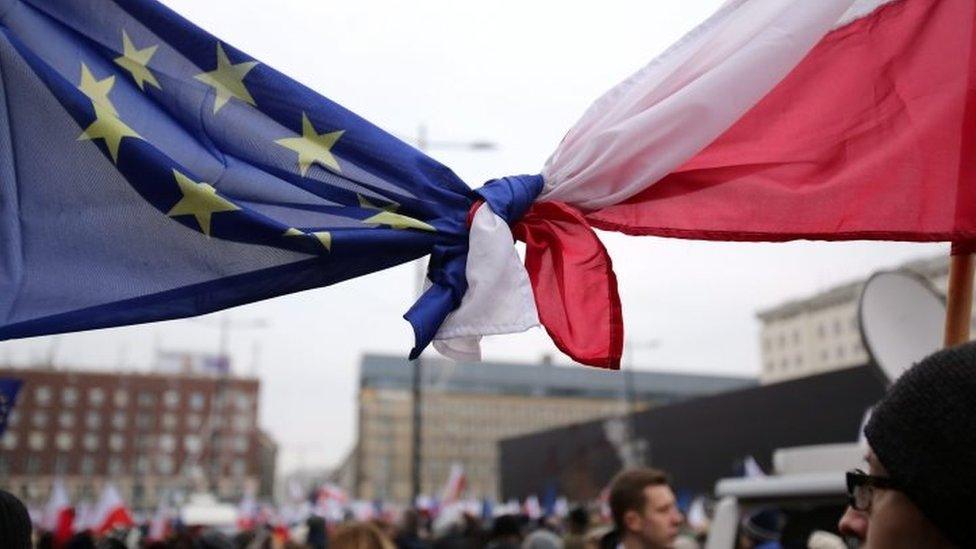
[347,354,755,502]
[0,365,276,509]
[757,255,951,384]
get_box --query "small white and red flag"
[41,479,74,544]
[90,483,134,535]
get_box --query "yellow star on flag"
[284,227,332,251]
[167,170,240,236]
[114,30,161,91]
[194,42,258,114]
[77,104,141,163]
[358,195,436,232]
[275,113,344,176]
[78,63,118,117]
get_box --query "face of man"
[622,484,683,549]
[838,450,953,548]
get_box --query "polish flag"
[314,482,348,521]
[439,0,976,368]
[41,479,73,545]
[439,463,467,506]
[148,495,173,541]
[236,490,257,531]
[523,495,542,520]
[575,0,976,242]
[90,484,134,534]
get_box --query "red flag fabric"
[585,0,976,242]
[514,202,623,369]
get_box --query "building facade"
[498,365,885,501]
[757,256,951,384]
[0,366,275,509]
[350,354,755,502]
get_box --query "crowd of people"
[9,341,976,548]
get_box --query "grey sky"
[0,1,946,473]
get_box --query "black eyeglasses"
[846,469,902,511]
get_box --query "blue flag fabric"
[0,0,539,354]
[0,378,22,436]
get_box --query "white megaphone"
[858,270,946,385]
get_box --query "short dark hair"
[608,468,670,531]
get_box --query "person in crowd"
[522,517,563,549]
[487,514,523,549]
[563,506,589,549]
[395,508,430,549]
[331,520,397,549]
[736,508,782,549]
[608,468,684,549]
[0,489,31,548]
[838,342,976,548]
[306,515,329,549]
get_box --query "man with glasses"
[837,342,975,548]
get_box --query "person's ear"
[623,509,643,533]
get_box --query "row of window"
[765,341,866,373]
[1,431,250,453]
[763,315,860,351]
[7,409,252,432]
[0,454,250,477]
[30,386,254,411]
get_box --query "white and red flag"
[439,463,467,506]
[435,0,976,367]
[147,495,174,541]
[90,484,135,535]
[41,479,74,544]
[236,490,258,531]
[1,0,971,369]
[314,482,348,521]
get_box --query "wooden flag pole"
[943,243,975,347]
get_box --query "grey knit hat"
[864,341,976,547]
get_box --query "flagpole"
[943,243,975,347]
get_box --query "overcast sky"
[0,1,947,473]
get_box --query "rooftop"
[756,255,947,322]
[360,353,755,401]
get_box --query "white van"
[704,443,862,549]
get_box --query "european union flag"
[0,378,22,436]
[0,0,504,354]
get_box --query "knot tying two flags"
[405,174,623,369]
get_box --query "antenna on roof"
[45,335,62,369]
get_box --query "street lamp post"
[185,314,267,497]
[409,125,496,506]
[624,339,659,467]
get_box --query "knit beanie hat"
[0,489,31,548]
[864,341,976,547]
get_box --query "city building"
[498,364,885,501]
[347,353,755,502]
[0,365,276,509]
[757,255,951,384]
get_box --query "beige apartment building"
[348,354,755,502]
[757,256,952,384]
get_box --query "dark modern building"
[499,364,886,501]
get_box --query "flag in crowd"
[0,1,971,365]
[0,377,22,437]
[439,463,468,507]
[147,493,174,542]
[90,484,135,535]
[41,479,74,546]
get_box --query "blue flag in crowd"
[0,0,532,355]
[0,378,22,436]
